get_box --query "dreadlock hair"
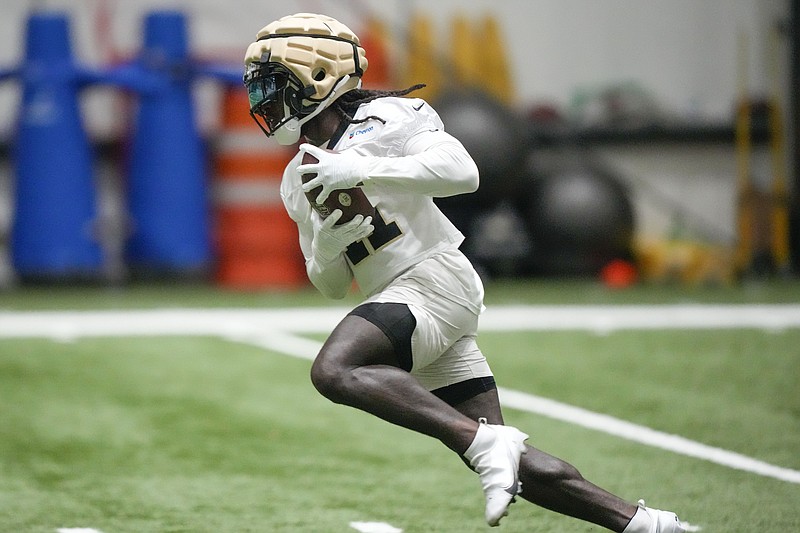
[332,83,427,126]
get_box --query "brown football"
[300,149,376,225]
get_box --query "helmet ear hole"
[312,67,326,81]
[286,88,302,113]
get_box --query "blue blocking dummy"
[10,12,103,279]
[7,10,235,280]
[124,11,211,275]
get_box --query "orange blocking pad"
[214,207,300,255]
[212,86,307,289]
[213,206,307,289]
[216,253,307,289]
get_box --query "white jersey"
[281,96,482,312]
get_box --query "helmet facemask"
[245,60,313,144]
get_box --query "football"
[300,149,375,225]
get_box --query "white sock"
[622,505,651,533]
[463,422,495,465]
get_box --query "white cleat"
[467,422,529,527]
[637,500,693,533]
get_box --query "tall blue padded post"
[125,11,211,275]
[11,12,102,280]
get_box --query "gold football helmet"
[243,13,368,145]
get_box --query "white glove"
[298,143,371,204]
[312,209,374,264]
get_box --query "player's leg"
[309,303,479,454]
[312,302,526,526]
[418,339,528,527]
[425,339,636,531]
[451,388,636,532]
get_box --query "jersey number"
[346,209,402,265]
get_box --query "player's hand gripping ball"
[299,147,375,225]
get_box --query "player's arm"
[297,131,479,203]
[283,163,369,299]
[299,210,372,299]
[372,129,479,196]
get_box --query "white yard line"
[2,305,799,485]
[497,388,800,484]
[227,329,800,486]
[349,521,403,533]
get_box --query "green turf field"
[1,280,799,532]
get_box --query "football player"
[244,12,689,532]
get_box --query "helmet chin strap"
[273,119,303,146]
[273,75,357,146]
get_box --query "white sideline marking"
[2,305,799,486]
[349,521,403,533]
[57,529,104,533]
[3,304,800,339]
[482,304,800,333]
